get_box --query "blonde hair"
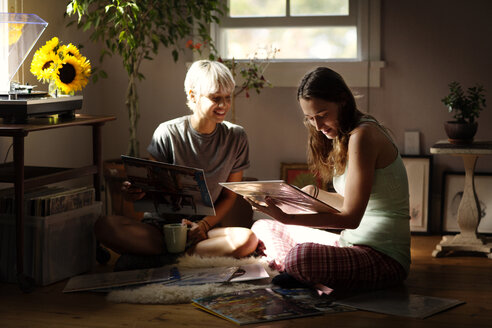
[184,60,235,111]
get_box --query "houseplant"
[441,81,486,144]
[65,0,226,219]
[65,2,277,216]
[187,41,279,123]
[219,47,279,123]
[66,0,226,157]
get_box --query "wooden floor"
[1,235,491,328]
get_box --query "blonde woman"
[95,60,257,270]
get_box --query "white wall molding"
[251,60,385,88]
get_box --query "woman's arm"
[185,170,243,244]
[302,185,344,211]
[202,170,243,228]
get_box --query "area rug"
[107,254,277,304]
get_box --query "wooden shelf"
[0,113,116,292]
[0,164,98,190]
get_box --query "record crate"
[0,202,102,286]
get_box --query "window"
[211,0,383,87]
[219,0,355,60]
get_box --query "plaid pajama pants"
[251,219,407,291]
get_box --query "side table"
[430,140,492,258]
[0,114,116,291]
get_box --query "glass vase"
[48,79,59,98]
[48,80,74,97]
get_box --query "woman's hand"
[245,196,293,223]
[182,218,208,245]
[121,181,146,201]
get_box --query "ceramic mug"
[163,223,187,253]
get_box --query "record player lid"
[0,13,48,93]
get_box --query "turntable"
[0,13,83,123]
[0,93,83,123]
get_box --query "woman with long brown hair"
[250,67,410,292]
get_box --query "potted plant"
[441,81,486,144]
[65,0,226,217]
[66,0,226,157]
[211,46,279,123]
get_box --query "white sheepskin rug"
[107,254,277,304]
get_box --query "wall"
[373,1,492,231]
[9,0,492,233]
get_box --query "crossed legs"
[94,215,258,258]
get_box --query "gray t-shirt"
[147,115,250,203]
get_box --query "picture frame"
[280,163,324,189]
[441,171,492,235]
[402,155,432,234]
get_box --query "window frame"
[209,0,383,88]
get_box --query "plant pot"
[103,159,143,220]
[443,121,478,144]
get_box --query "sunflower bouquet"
[30,37,91,96]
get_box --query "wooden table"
[430,140,492,258]
[0,114,116,291]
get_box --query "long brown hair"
[297,67,370,183]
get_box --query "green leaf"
[68,0,231,152]
[119,31,126,42]
[82,21,92,31]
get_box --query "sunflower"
[30,37,61,81]
[53,56,91,94]
[78,56,92,76]
[30,50,59,82]
[58,43,83,60]
[39,37,60,55]
[30,36,92,95]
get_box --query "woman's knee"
[284,243,327,284]
[94,215,111,240]
[251,219,277,238]
[284,244,305,279]
[230,229,258,258]
[193,227,258,258]
[94,215,135,242]
[215,227,258,258]
[94,215,120,233]
[251,219,267,233]
[96,215,164,255]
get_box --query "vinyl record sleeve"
[220,180,340,214]
[192,288,323,325]
[122,155,215,216]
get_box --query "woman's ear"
[189,90,197,103]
